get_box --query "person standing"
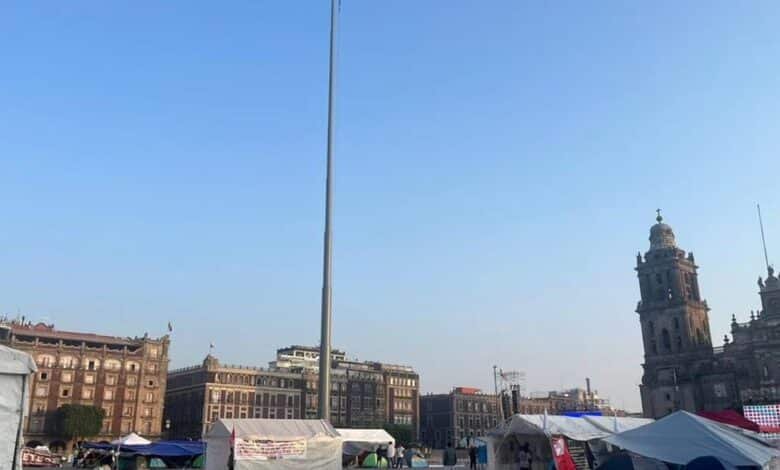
[377,445,388,468]
[517,443,532,470]
[386,442,396,468]
[469,445,478,470]
[395,444,405,468]
[443,442,458,470]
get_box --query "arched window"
[648,321,655,335]
[673,318,680,330]
[661,329,672,352]
[104,359,121,371]
[650,340,658,355]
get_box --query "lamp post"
[318,0,339,421]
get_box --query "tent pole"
[12,374,27,470]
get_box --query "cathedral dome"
[649,211,676,250]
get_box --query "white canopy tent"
[336,428,394,456]
[485,414,653,470]
[603,411,780,468]
[111,432,152,446]
[0,344,37,470]
[204,419,341,470]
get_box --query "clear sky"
[2,1,779,411]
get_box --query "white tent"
[111,432,152,446]
[204,419,341,470]
[0,344,37,470]
[603,411,780,467]
[336,428,394,456]
[486,414,653,470]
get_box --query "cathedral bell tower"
[637,211,713,417]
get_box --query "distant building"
[420,387,499,449]
[166,345,420,438]
[164,355,304,439]
[0,321,169,451]
[636,213,780,418]
[520,388,611,415]
[271,345,420,437]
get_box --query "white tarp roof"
[489,414,653,442]
[111,432,151,446]
[0,345,35,470]
[603,411,780,467]
[336,428,394,456]
[207,419,340,440]
[204,419,341,470]
[0,345,36,376]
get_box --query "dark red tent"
[697,410,761,432]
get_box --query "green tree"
[55,404,105,445]
[383,424,413,446]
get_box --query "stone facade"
[637,213,780,417]
[166,346,420,438]
[0,321,169,450]
[164,355,304,439]
[420,387,499,449]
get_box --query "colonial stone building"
[166,346,420,438]
[272,345,420,437]
[164,355,304,439]
[420,387,499,449]
[637,213,780,418]
[0,321,169,450]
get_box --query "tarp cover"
[0,345,37,375]
[697,410,761,433]
[83,440,205,457]
[336,429,394,456]
[490,414,653,441]
[603,411,780,467]
[0,345,36,470]
[204,419,341,470]
[112,432,152,446]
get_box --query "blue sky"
[2,1,779,411]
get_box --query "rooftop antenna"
[758,204,771,271]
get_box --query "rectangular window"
[39,372,49,381]
[126,390,136,401]
[85,373,95,385]
[148,347,159,359]
[61,387,71,397]
[61,372,73,383]
[127,376,137,387]
[88,360,96,371]
[123,406,134,417]
[103,405,113,417]
[35,386,48,397]
[104,389,114,401]
[147,363,157,373]
[82,388,94,400]
[143,407,152,418]
[106,375,117,386]
[145,392,154,403]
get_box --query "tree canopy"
[55,404,105,441]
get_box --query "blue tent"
[82,440,205,458]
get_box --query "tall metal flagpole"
[758,204,771,271]
[318,0,338,421]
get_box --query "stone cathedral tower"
[636,212,715,417]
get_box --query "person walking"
[443,442,458,470]
[468,445,478,470]
[395,444,405,468]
